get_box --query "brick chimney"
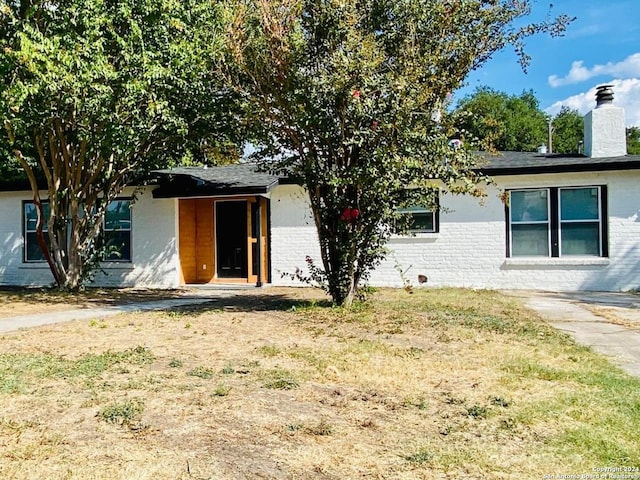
[583,85,627,158]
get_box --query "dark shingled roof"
[152,154,640,198]
[477,151,640,176]
[152,164,282,198]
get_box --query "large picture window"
[23,199,132,263]
[507,186,607,258]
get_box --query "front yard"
[0,287,638,479]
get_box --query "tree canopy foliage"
[226,0,573,305]
[550,106,584,154]
[452,87,584,153]
[627,127,640,155]
[453,87,547,151]
[1,0,238,289]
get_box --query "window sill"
[20,262,133,270]
[100,262,134,269]
[504,257,610,267]
[20,263,50,269]
[390,232,439,243]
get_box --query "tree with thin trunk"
[1,0,238,289]
[225,0,573,306]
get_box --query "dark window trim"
[600,185,609,257]
[22,199,50,263]
[506,185,608,258]
[22,198,133,264]
[102,197,133,263]
[550,188,560,257]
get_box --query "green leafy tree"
[227,0,572,306]
[1,0,238,289]
[550,106,583,154]
[627,127,640,155]
[453,87,548,151]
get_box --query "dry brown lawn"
[0,287,638,479]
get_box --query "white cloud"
[545,78,640,127]
[548,53,640,87]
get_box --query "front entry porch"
[177,196,270,286]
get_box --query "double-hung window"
[507,186,607,258]
[23,199,132,263]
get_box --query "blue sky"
[454,0,640,127]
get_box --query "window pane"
[105,201,131,230]
[24,202,50,232]
[104,231,131,261]
[409,212,434,232]
[561,188,599,221]
[25,232,49,261]
[561,222,600,256]
[511,190,548,222]
[511,224,549,256]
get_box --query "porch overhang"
[152,164,282,198]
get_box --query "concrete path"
[0,294,229,334]
[507,290,640,378]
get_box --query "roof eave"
[478,159,640,176]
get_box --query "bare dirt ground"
[0,287,638,479]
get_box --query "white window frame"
[396,206,438,234]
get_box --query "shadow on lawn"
[166,293,333,314]
[547,291,640,310]
[0,286,189,308]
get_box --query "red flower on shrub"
[340,207,360,223]
[352,89,361,99]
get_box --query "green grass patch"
[0,346,154,392]
[186,366,215,380]
[261,368,300,390]
[404,448,432,465]
[257,345,281,357]
[212,384,231,397]
[98,398,145,426]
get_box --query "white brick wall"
[269,170,640,292]
[270,184,322,285]
[2,170,638,293]
[0,187,180,288]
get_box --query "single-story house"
[1,86,639,292]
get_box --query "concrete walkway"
[507,290,640,378]
[0,294,231,334]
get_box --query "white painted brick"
[2,170,639,293]
[269,171,640,292]
[0,187,180,288]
